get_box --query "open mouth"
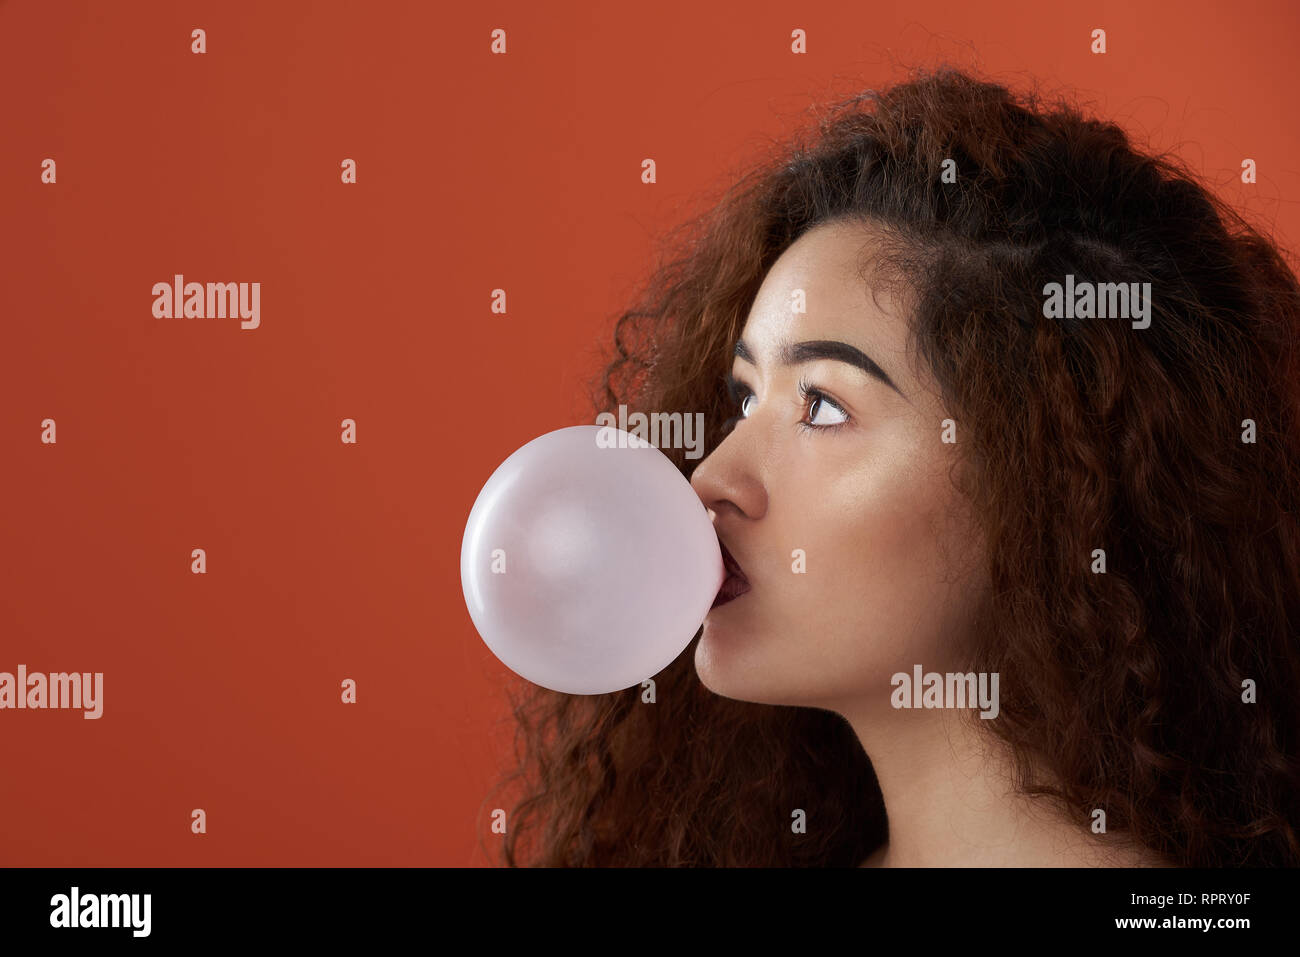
[712,540,752,608]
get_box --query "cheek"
[798,444,978,672]
[695,431,985,706]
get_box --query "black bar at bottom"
[0,866,1289,944]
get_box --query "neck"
[844,703,1125,867]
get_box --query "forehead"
[739,220,911,370]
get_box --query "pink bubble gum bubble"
[461,425,724,695]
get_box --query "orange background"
[2,0,1297,865]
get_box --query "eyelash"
[723,375,851,434]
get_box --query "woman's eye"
[726,375,849,432]
[807,393,848,427]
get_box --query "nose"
[690,425,768,523]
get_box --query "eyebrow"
[733,337,903,396]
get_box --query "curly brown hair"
[477,66,1300,867]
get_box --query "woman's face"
[689,220,989,711]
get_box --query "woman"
[483,67,1300,866]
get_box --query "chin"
[694,612,892,711]
[694,618,764,701]
[693,616,814,707]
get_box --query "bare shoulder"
[1071,836,1177,868]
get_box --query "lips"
[712,540,752,608]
